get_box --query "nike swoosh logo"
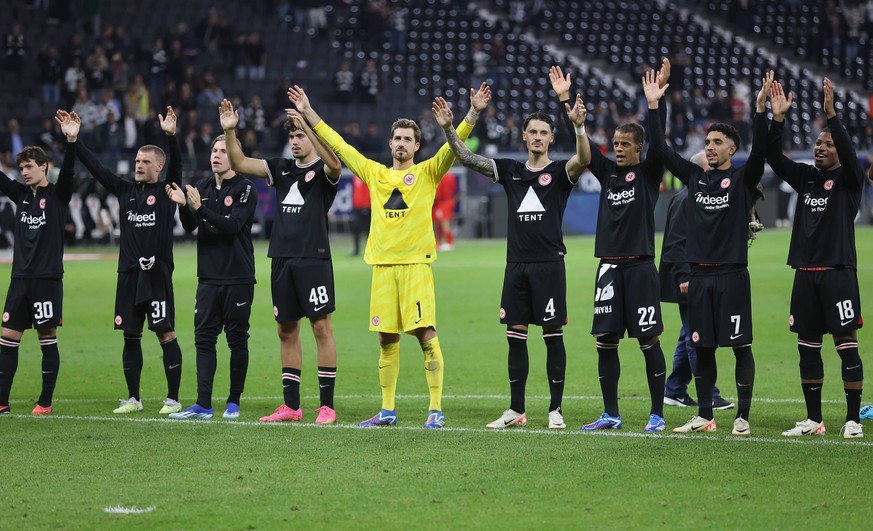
[168,364,180,369]
[509,379,520,383]
[153,318,164,324]
[801,429,812,435]
[551,379,563,384]
[641,325,654,332]
[654,371,666,377]
[698,180,706,185]
[810,386,821,391]
[737,382,750,387]
[847,364,861,370]
[378,364,390,369]
[42,371,53,374]
[734,428,749,433]
[378,180,389,184]
[512,176,522,181]
[504,418,517,426]
[730,333,743,340]
[36,319,50,325]
[841,319,854,326]
[314,304,326,311]
[543,316,556,321]
[319,384,329,388]
[282,170,291,175]
[236,302,248,307]
[414,318,422,324]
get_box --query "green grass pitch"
[1,227,872,529]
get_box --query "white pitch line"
[17,413,873,447]
[103,506,155,514]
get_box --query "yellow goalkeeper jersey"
[314,119,473,265]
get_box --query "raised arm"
[219,98,269,178]
[743,71,774,188]
[823,77,863,189]
[565,93,590,181]
[287,84,325,130]
[643,69,696,184]
[159,106,182,187]
[59,109,120,194]
[433,96,494,177]
[53,109,79,203]
[766,80,805,190]
[286,108,341,181]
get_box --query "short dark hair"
[705,123,741,150]
[522,111,554,132]
[138,145,166,164]
[819,127,832,135]
[390,118,421,143]
[615,123,645,145]
[16,146,49,168]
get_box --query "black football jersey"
[179,174,257,285]
[0,141,76,278]
[767,117,862,268]
[649,109,768,266]
[588,147,663,258]
[77,136,181,273]
[264,157,338,259]
[492,158,575,263]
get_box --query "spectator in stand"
[166,40,187,86]
[126,74,150,124]
[85,45,109,90]
[149,38,168,97]
[72,88,99,146]
[334,61,356,104]
[244,32,266,81]
[197,71,224,108]
[109,52,128,94]
[63,57,86,109]
[37,44,62,106]
[4,22,26,87]
[358,58,381,105]
[246,95,267,144]
[36,118,62,160]
[177,82,197,115]
[359,121,382,159]
[196,7,221,53]
[0,119,26,165]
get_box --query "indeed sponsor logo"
[607,187,634,202]
[21,211,46,227]
[127,211,157,223]
[695,192,729,206]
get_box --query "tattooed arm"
[432,96,494,177]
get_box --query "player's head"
[704,123,740,170]
[689,150,709,170]
[813,127,840,170]
[134,145,166,183]
[284,119,314,162]
[210,134,239,176]
[389,119,421,164]
[521,111,554,156]
[613,123,645,167]
[16,146,49,188]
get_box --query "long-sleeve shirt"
[77,135,181,273]
[314,119,472,265]
[766,116,862,268]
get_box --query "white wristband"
[574,124,586,136]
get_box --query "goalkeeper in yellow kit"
[288,82,491,428]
